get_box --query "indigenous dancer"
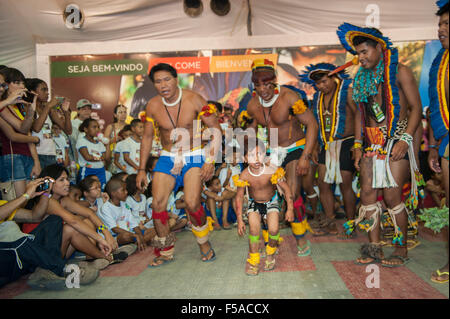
[242,59,318,257]
[427,0,449,283]
[300,63,359,238]
[136,63,222,266]
[235,138,294,275]
[336,23,423,267]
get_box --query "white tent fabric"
[0,0,441,78]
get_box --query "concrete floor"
[1,221,448,300]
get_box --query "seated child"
[79,175,108,213]
[97,178,154,252]
[68,185,82,202]
[203,176,232,230]
[125,174,149,228]
[234,139,294,275]
[426,172,446,208]
[167,188,188,232]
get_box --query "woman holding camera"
[25,78,72,169]
[0,67,41,198]
[25,164,131,270]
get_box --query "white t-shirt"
[53,134,69,165]
[97,201,139,234]
[33,116,56,156]
[119,136,141,174]
[218,164,241,189]
[70,118,84,144]
[144,197,154,229]
[167,191,185,217]
[76,136,106,169]
[125,194,147,223]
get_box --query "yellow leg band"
[192,222,211,245]
[266,244,277,256]
[247,252,260,266]
[291,220,313,236]
[262,229,269,243]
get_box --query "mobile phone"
[91,103,102,110]
[36,179,51,192]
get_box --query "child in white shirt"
[125,174,149,228]
[52,123,70,167]
[76,119,111,189]
[98,178,154,252]
[116,119,143,175]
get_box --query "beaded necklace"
[352,58,384,104]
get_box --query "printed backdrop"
[50,40,440,128]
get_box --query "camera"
[22,91,35,103]
[36,179,51,192]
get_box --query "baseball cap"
[76,99,92,109]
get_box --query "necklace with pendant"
[164,98,182,144]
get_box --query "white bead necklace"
[162,86,182,107]
[258,85,280,108]
[248,163,266,177]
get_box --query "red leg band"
[189,206,205,226]
[294,197,306,222]
[153,211,169,225]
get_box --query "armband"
[290,99,307,115]
[97,224,108,233]
[399,133,413,145]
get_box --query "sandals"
[246,263,259,276]
[297,240,311,257]
[381,255,410,268]
[148,256,175,268]
[313,218,338,237]
[354,243,384,266]
[200,247,216,262]
[264,258,276,271]
[431,269,449,284]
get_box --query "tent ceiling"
[0,0,441,76]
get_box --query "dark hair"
[207,100,223,113]
[79,175,100,194]
[0,65,7,71]
[79,118,98,133]
[69,184,82,193]
[146,156,159,172]
[105,178,125,198]
[0,68,26,100]
[113,104,127,123]
[130,118,142,128]
[39,164,69,183]
[111,172,129,182]
[25,78,46,92]
[310,71,329,82]
[205,176,220,188]
[242,137,266,157]
[251,70,276,84]
[437,3,449,16]
[149,63,177,82]
[352,35,380,48]
[0,67,25,84]
[125,174,138,196]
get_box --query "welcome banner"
[49,41,433,128]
